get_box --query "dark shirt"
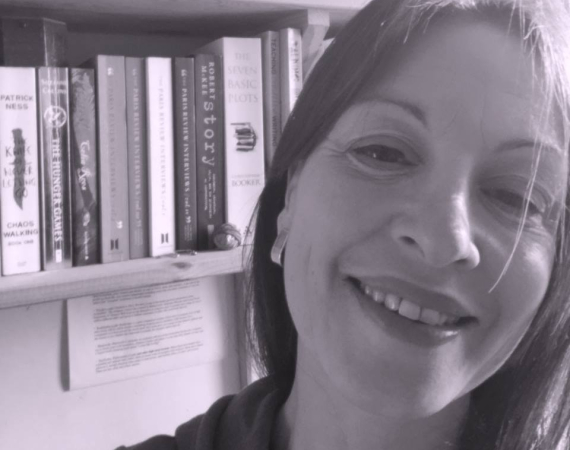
[116,376,289,450]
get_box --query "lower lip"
[348,279,476,348]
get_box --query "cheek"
[282,154,366,350]
[465,239,554,389]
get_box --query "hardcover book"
[87,55,130,263]
[125,57,149,259]
[145,57,175,256]
[198,37,265,245]
[37,66,73,270]
[279,28,303,131]
[173,57,198,251]
[0,67,41,275]
[69,68,99,266]
[258,30,281,170]
[194,53,225,250]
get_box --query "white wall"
[0,277,242,450]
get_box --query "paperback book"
[37,66,73,270]
[173,57,198,251]
[125,57,149,259]
[145,57,175,256]
[69,68,99,266]
[198,37,265,245]
[279,28,303,131]
[259,30,281,170]
[194,53,226,250]
[0,67,41,275]
[88,55,130,263]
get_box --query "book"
[258,30,281,170]
[69,68,99,266]
[87,55,130,263]
[37,66,73,271]
[194,54,225,250]
[198,37,265,245]
[279,28,303,130]
[145,57,175,256]
[0,67,41,275]
[0,16,68,67]
[173,57,198,251]
[125,57,149,259]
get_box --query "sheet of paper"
[67,276,236,390]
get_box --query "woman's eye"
[485,188,543,219]
[351,144,412,166]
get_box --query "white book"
[0,67,41,275]
[145,57,175,256]
[198,37,266,244]
[279,28,303,130]
[258,30,281,169]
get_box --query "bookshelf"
[0,0,360,310]
[0,248,246,309]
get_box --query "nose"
[391,192,480,270]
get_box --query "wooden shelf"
[0,0,360,35]
[0,247,246,310]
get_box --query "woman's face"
[281,15,567,418]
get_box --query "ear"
[276,160,305,234]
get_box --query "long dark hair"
[245,0,570,448]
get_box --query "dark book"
[0,16,67,67]
[194,54,225,250]
[173,57,198,251]
[69,68,99,266]
[37,67,73,270]
[85,55,130,263]
[125,57,149,259]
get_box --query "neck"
[271,344,469,450]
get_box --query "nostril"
[400,236,416,246]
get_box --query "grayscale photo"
[0,0,569,449]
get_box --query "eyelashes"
[351,144,414,167]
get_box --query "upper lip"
[352,275,476,319]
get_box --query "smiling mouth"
[348,277,477,328]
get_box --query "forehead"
[356,13,564,148]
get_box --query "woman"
[120,0,570,449]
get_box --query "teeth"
[372,290,385,303]
[384,293,401,311]
[398,299,421,321]
[419,307,442,326]
[358,281,462,326]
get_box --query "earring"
[270,229,289,267]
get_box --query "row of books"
[0,29,303,276]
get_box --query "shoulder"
[116,375,290,450]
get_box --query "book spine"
[69,68,99,266]
[125,57,149,259]
[0,67,41,275]
[194,54,225,250]
[279,28,303,130]
[173,57,198,251]
[259,30,281,170]
[145,57,175,256]
[37,66,73,270]
[199,37,265,245]
[93,55,130,263]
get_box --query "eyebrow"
[354,96,564,156]
[496,138,564,156]
[357,95,428,128]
